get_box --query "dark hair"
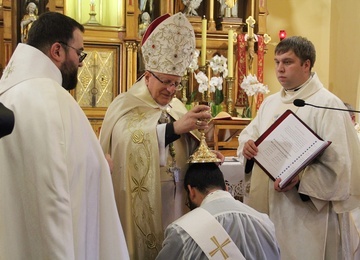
[27,12,84,53]
[275,36,316,70]
[184,163,226,195]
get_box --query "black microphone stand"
[293,99,360,113]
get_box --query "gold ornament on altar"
[86,0,100,25]
[188,101,222,163]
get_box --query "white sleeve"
[157,123,169,166]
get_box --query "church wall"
[328,0,360,114]
[264,0,331,95]
[264,0,360,115]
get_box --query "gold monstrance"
[188,102,221,163]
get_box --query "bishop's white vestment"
[100,77,199,260]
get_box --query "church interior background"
[1,0,360,152]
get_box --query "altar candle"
[90,0,95,12]
[227,28,234,78]
[201,16,207,66]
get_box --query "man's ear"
[144,71,150,84]
[187,185,196,200]
[303,59,311,70]
[49,42,64,64]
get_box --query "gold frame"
[71,43,122,137]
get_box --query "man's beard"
[60,59,79,91]
[187,194,197,210]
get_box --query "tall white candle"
[228,28,234,78]
[201,16,207,66]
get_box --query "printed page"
[254,111,330,187]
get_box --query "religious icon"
[182,0,203,16]
[20,2,39,43]
[218,0,238,18]
[138,12,151,38]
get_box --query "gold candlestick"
[226,77,234,113]
[86,3,100,25]
[181,73,189,104]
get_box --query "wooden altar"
[206,117,251,156]
[0,0,268,138]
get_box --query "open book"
[253,109,331,188]
[212,111,251,121]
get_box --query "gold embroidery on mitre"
[141,12,195,76]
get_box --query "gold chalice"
[188,102,222,163]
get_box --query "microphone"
[293,99,360,113]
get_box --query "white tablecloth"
[219,157,246,201]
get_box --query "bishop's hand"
[173,104,211,135]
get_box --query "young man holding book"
[238,36,360,259]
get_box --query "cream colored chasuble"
[100,77,199,259]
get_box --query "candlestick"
[227,27,234,78]
[209,0,214,21]
[86,0,100,25]
[201,16,207,66]
[226,77,234,113]
[251,0,255,17]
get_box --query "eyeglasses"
[148,71,183,91]
[58,41,87,63]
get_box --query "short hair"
[27,12,84,53]
[184,163,226,194]
[275,36,316,70]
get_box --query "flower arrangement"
[195,54,228,106]
[240,74,269,117]
[185,49,200,106]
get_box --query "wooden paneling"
[2,0,11,8]
[2,8,11,40]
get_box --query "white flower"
[209,55,227,75]
[240,74,270,97]
[195,71,209,93]
[209,76,223,92]
[188,49,200,72]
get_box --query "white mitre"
[141,12,196,77]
